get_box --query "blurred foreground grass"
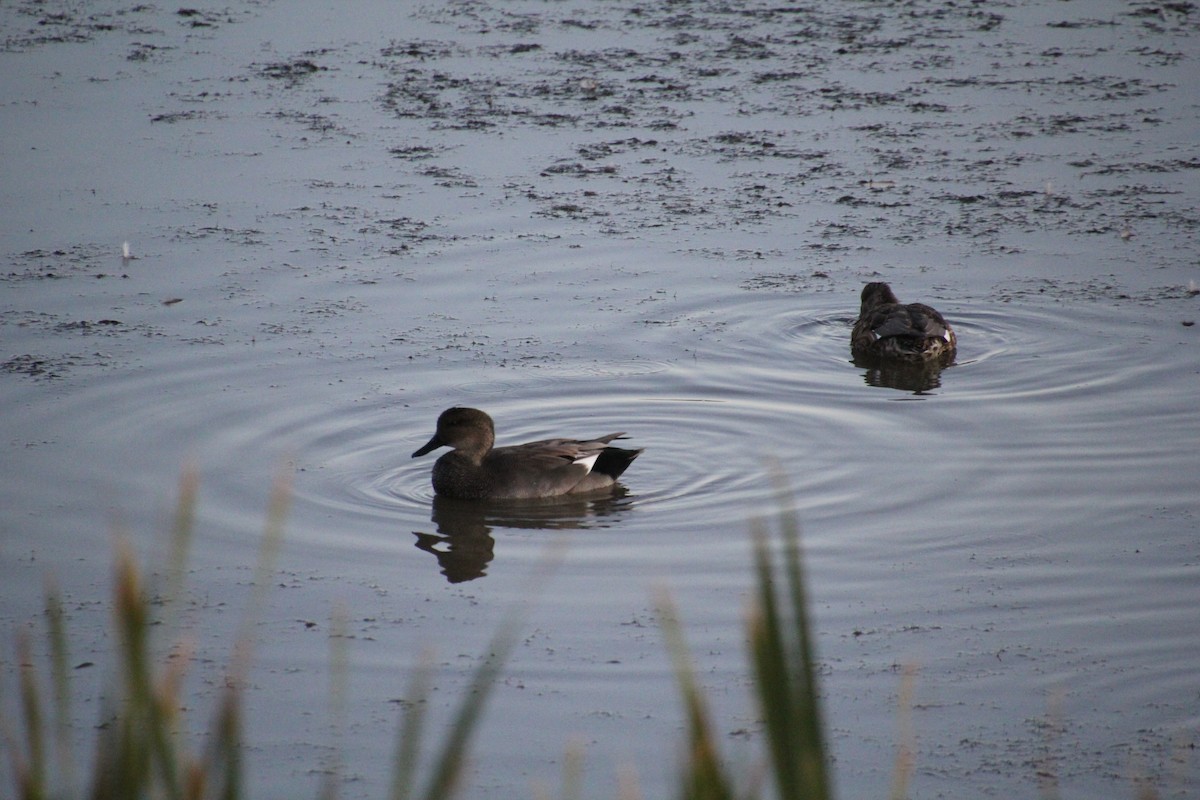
[2,471,1168,800]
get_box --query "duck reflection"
[412,489,635,583]
[854,355,952,394]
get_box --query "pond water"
[2,1,1197,798]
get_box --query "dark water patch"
[0,2,255,53]
[3,244,126,280]
[257,57,326,82]
[174,8,240,30]
[1084,155,1200,176]
[387,144,439,160]
[993,276,1200,304]
[149,109,212,124]
[271,109,349,137]
[932,73,1172,102]
[127,42,172,63]
[0,352,99,380]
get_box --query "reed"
[654,471,831,800]
[3,473,1169,799]
[1,467,278,800]
[2,469,531,800]
[746,483,830,800]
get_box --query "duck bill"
[412,433,444,458]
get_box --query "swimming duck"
[851,282,956,364]
[412,407,643,501]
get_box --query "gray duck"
[412,407,642,501]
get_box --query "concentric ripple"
[8,287,1194,587]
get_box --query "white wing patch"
[572,453,600,473]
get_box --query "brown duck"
[851,282,956,364]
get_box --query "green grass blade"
[15,632,46,800]
[409,542,563,800]
[213,468,292,800]
[388,650,435,800]
[415,610,524,800]
[749,472,832,800]
[162,466,199,640]
[105,539,182,800]
[45,580,76,798]
[319,604,350,800]
[656,588,735,800]
[888,665,917,800]
[749,527,799,799]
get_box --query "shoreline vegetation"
[3,472,1167,800]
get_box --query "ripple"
[693,289,1179,406]
[935,302,1172,404]
[449,358,674,395]
[15,288,1194,583]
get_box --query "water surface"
[2,2,1197,798]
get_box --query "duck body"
[850,281,956,364]
[412,407,642,501]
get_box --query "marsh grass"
[2,469,534,800]
[2,472,1170,799]
[655,492,830,800]
[3,466,288,800]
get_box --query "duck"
[412,407,643,501]
[850,282,957,364]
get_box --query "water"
[2,1,1198,798]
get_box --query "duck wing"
[503,434,626,464]
[486,434,639,498]
[869,303,953,342]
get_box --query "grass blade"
[656,588,735,800]
[388,650,435,800]
[45,580,76,798]
[415,608,524,800]
[15,632,45,800]
[749,472,831,800]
